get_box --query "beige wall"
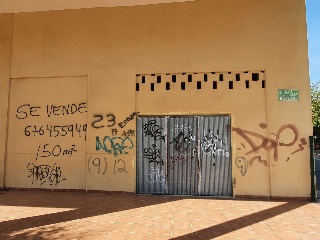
[0,0,312,197]
[0,14,13,188]
[0,0,197,14]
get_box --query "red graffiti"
[233,123,305,162]
[291,138,307,155]
[248,156,268,166]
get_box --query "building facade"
[0,0,312,199]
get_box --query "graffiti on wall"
[96,136,134,156]
[27,162,66,185]
[92,112,139,130]
[17,103,88,141]
[235,157,248,176]
[142,120,166,166]
[169,128,229,167]
[16,103,87,119]
[145,167,166,188]
[142,120,167,186]
[139,117,232,192]
[201,129,229,158]
[141,119,230,167]
[170,149,197,165]
[89,111,139,178]
[35,144,77,160]
[26,143,77,185]
[92,114,116,128]
[93,112,138,158]
[24,124,87,139]
[87,156,128,175]
[169,130,197,166]
[170,131,195,153]
[15,102,87,185]
[233,123,307,176]
[143,120,166,141]
[143,144,165,165]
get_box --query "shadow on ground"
[0,191,308,239]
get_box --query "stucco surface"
[0,0,312,197]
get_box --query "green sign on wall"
[278,89,299,101]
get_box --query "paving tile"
[117,216,139,224]
[288,223,315,233]
[109,222,133,233]
[173,207,189,213]
[173,211,190,218]
[60,231,87,240]
[189,212,208,220]
[298,217,320,225]
[120,209,140,216]
[103,231,128,240]
[1,191,320,240]
[189,210,207,217]
[191,226,210,233]
[254,230,282,240]
[214,237,236,240]
[155,211,172,218]
[250,222,272,231]
[188,203,205,209]
[297,232,320,240]
[267,222,292,231]
[84,231,111,239]
[138,210,157,218]
[89,222,114,231]
[99,216,119,223]
[12,234,38,240]
[208,215,227,222]
[81,230,107,240]
[268,217,289,224]
[39,230,66,239]
[233,229,259,239]
[134,216,154,225]
[148,233,171,240]
[80,216,101,223]
[212,231,237,239]
[129,223,153,234]
[276,231,303,240]
[172,218,192,227]
[157,210,174,215]
[278,216,302,224]
[192,233,215,239]
[153,217,173,226]
[174,199,189,204]
[210,218,228,226]
[151,225,172,235]
[63,228,89,236]
[307,224,320,234]
[126,232,150,240]
[172,225,193,235]
[191,219,211,229]
[72,222,96,230]
[192,227,214,238]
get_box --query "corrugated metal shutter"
[136,117,167,194]
[199,116,232,196]
[136,115,232,196]
[167,117,199,195]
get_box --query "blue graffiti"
[96,136,134,156]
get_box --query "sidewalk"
[1,191,320,240]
